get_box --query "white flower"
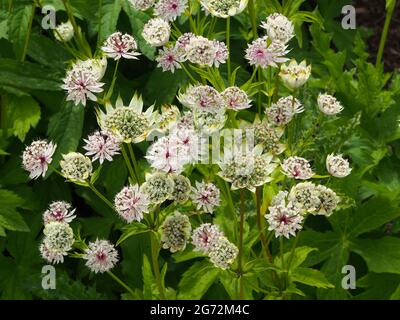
[170,127,204,162]
[281,156,314,180]
[200,0,248,18]
[266,96,303,126]
[245,36,289,68]
[43,201,76,225]
[252,119,286,154]
[83,130,120,164]
[265,200,303,238]
[279,59,311,91]
[170,174,191,202]
[191,181,220,213]
[154,104,181,133]
[160,211,191,252]
[60,152,93,182]
[142,18,171,47]
[193,108,226,133]
[178,84,223,112]
[326,154,351,178]
[84,239,119,274]
[261,13,294,44]
[43,221,74,254]
[314,185,339,216]
[40,242,68,265]
[156,46,182,73]
[221,86,251,110]
[154,0,188,21]
[22,140,56,179]
[176,32,195,51]
[317,94,344,115]
[208,236,238,270]
[54,21,74,42]
[74,57,108,81]
[289,182,320,214]
[192,223,224,254]
[128,0,155,10]
[212,40,229,67]
[101,32,140,60]
[140,172,175,203]
[114,184,150,223]
[185,36,216,66]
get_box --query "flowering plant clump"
[1,0,400,302]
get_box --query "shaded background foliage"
[0,0,399,299]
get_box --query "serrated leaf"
[0,189,29,232]
[116,222,150,246]
[291,267,334,289]
[8,5,34,60]
[142,255,154,299]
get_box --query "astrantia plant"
[2,0,400,302]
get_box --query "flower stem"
[128,143,142,184]
[88,182,115,211]
[248,0,258,39]
[376,0,396,67]
[256,187,272,262]
[150,231,166,300]
[237,188,245,300]
[107,271,136,297]
[225,181,238,241]
[180,63,197,83]
[121,144,137,182]
[105,59,120,100]
[226,17,232,84]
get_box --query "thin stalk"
[226,17,232,84]
[248,0,258,39]
[121,144,137,182]
[225,181,238,241]
[48,164,64,177]
[376,0,396,67]
[88,182,115,211]
[150,231,166,299]
[105,59,120,100]
[256,187,272,262]
[128,144,142,184]
[107,271,135,296]
[279,236,286,291]
[237,189,246,300]
[180,63,197,83]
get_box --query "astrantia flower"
[266,96,304,126]
[154,105,181,133]
[281,156,314,180]
[314,185,339,216]
[40,242,67,264]
[200,0,248,18]
[208,236,238,270]
[171,127,204,162]
[101,32,140,60]
[221,86,251,110]
[154,0,188,21]
[176,32,195,51]
[84,239,119,274]
[142,18,171,47]
[170,174,191,202]
[245,36,289,68]
[61,67,104,106]
[75,57,107,81]
[175,111,195,130]
[317,94,344,115]
[54,21,74,42]
[192,223,224,254]
[193,109,226,133]
[43,201,76,225]
[140,172,175,203]
[326,154,352,178]
[128,0,155,10]
[83,130,120,164]
[185,36,216,66]
[178,84,223,112]
[212,40,229,67]
[114,184,150,223]
[279,60,311,91]
[261,13,294,44]
[156,46,182,73]
[160,211,191,253]
[43,221,74,254]
[191,181,220,213]
[289,182,320,214]
[60,152,92,182]
[22,140,56,179]
[252,119,285,154]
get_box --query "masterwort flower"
[43,201,76,225]
[154,0,188,21]
[261,13,294,44]
[160,211,192,253]
[84,239,119,274]
[221,86,251,110]
[22,140,56,179]
[170,174,191,202]
[140,172,175,204]
[43,221,74,255]
[54,21,74,42]
[74,57,108,81]
[326,154,352,178]
[289,182,320,214]
[156,46,182,73]
[154,104,181,133]
[178,84,223,112]
[212,40,229,67]
[266,96,304,126]
[83,130,120,164]
[101,32,140,60]
[252,119,286,154]
[200,0,248,18]
[60,152,93,182]
[128,0,155,10]
[192,223,224,254]
[317,93,344,115]
[279,60,312,91]
[245,36,289,68]
[185,36,217,67]
[314,185,339,216]
[191,181,220,213]
[40,242,68,265]
[281,156,314,180]
[208,236,238,270]
[142,18,171,47]
[114,184,150,223]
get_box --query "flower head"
[191,181,220,213]
[84,239,119,273]
[156,46,182,73]
[281,156,314,180]
[128,0,155,10]
[261,13,294,44]
[43,221,74,254]
[140,172,175,203]
[192,223,224,254]
[54,21,74,42]
[252,119,285,154]
[43,201,76,225]
[60,152,92,182]
[317,94,344,115]
[314,185,339,216]
[185,36,216,66]
[200,0,248,18]
[160,211,191,252]
[245,36,289,68]
[154,105,181,132]
[40,242,68,264]
[83,130,120,164]
[74,57,107,81]
[170,174,191,202]
[142,18,171,47]
[266,96,303,126]
[114,184,150,223]
[279,60,311,91]
[208,236,238,269]
[154,0,188,21]
[212,40,229,67]
[289,182,320,214]
[22,140,56,179]
[178,84,223,112]
[101,32,140,60]
[326,154,351,178]
[221,86,251,110]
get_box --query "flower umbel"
[83,130,120,164]
[160,211,192,253]
[22,140,56,179]
[102,32,140,60]
[114,184,150,223]
[84,239,119,273]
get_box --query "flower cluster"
[60,152,93,182]
[114,184,150,223]
[161,211,192,252]
[22,140,56,179]
[83,130,120,164]
[281,156,314,180]
[83,239,119,274]
[102,32,140,60]
[191,181,220,213]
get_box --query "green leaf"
[142,255,154,299]
[355,273,400,300]
[275,246,317,270]
[116,222,150,246]
[291,267,334,289]
[0,189,29,232]
[96,0,121,45]
[1,93,41,141]
[145,69,186,104]
[177,259,220,300]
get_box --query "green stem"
[180,63,197,83]
[121,144,137,182]
[225,181,238,241]
[105,59,120,100]
[88,182,115,211]
[128,144,142,184]
[376,0,396,67]
[48,164,64,177]
[226,17,232,84]
[150,231,166,299]
[256,187,272,262]
[238,188,245,300]
[20,4,35,62]
[107,271,136,296]
[248,0,258,39]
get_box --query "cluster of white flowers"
[83,239,119,273]
[154,0,188,21]
[318,93,344,115]
[141,172,175,203]
[43,201,76,225]
[22,140,56,179]
[326,154,352,177]
[191,181,220,213]
[200,0,248,18]
[281,156,314,180]
[142,18,171,47]
[170,174,191,202]
[54,21,74,42]
[101,32,141,60]
[252,119,286,154]
[83,130,121,164]
[60,152,93,182]
[266,96,304,126]
[160,211,192,252]
[279,60,312,91]
[114,184,150,223]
